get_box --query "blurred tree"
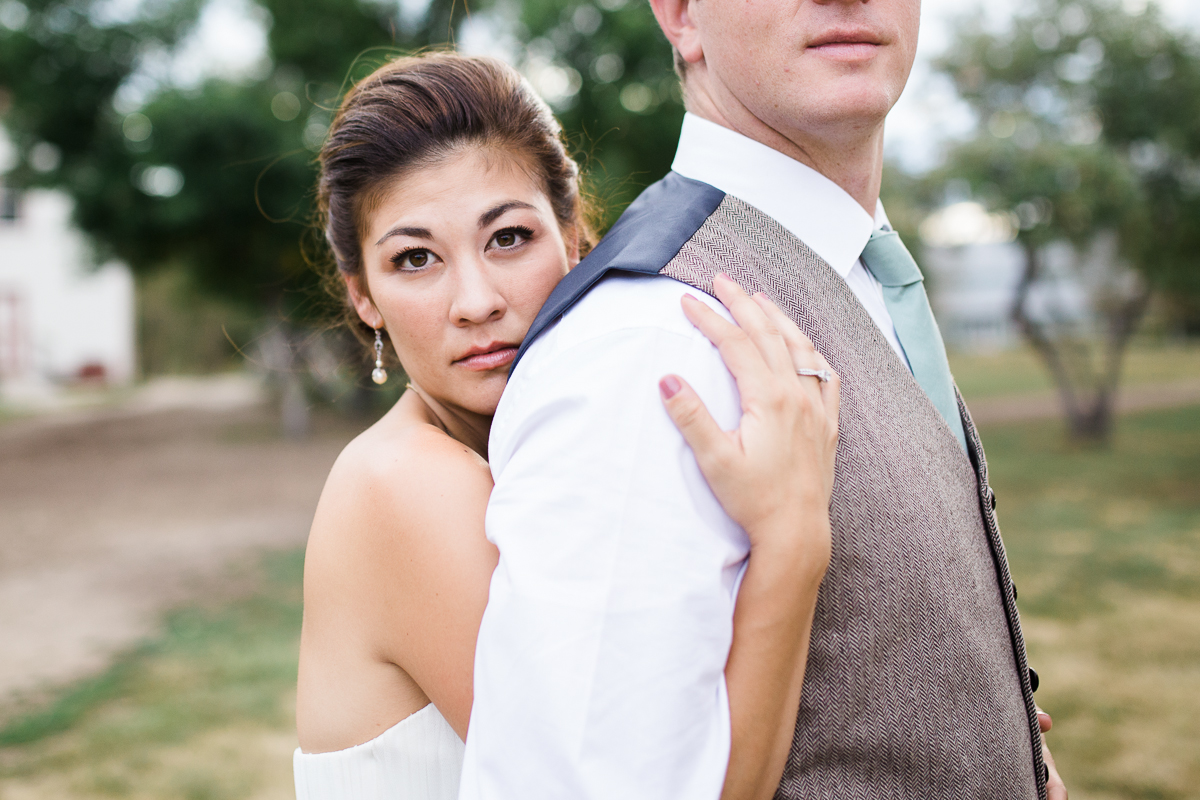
[0,0,461,433]
[506,0,683,225]
[934,0,1200,442]
[0,0,462,313]
[0,0,684,429]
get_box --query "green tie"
[860,229,967,452]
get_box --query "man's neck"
[684,84,885,217]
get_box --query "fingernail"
[659,375,682,400]
[715,272,731,283]
[754,291,768,300]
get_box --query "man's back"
[462,173,1045,799]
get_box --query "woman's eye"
[393,248,435,271]
[490,227,531,250]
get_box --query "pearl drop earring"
[372,327,388,385]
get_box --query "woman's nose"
[449,258,506,326]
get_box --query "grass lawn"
[984,405,1200,800]
[0,400,1197,798]
[0,553,303,799]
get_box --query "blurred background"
[0,0,1198,797]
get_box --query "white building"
[919,201,1093,352]
[0,187,136,400]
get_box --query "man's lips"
[807,28,884,61]
[454,344,519,371]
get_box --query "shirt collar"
[670,112,888,278]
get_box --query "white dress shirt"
[460,116,907,800]
[461,276,746,800]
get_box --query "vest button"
[1012,583,1018,601]
[986,486,997,510]
[1029,668,1040,692]
[1041,763,1049,784]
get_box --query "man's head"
[651,0,921,153]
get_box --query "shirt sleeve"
[459,287,749,800]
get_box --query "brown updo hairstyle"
[315,51,596,356]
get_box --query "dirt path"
[967,379,1200,425]
[0,402,364,715]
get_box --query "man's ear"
[648,0,703,67]
[345,273,384,330]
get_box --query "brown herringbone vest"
[664,195,1044,799]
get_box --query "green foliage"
[512,0,683,224]
[0,0,204,181]
[938,138,1146,253]
[934,0,1200,304]
[0,0,462,318]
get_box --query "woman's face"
[350,146,576,417]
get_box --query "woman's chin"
[456,376,508,418]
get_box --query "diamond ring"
[797,368,834,382]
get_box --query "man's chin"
[772,87,896,136]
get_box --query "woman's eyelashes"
[390,247,439,272]
[386,225,533,271]
[488,225,534,252]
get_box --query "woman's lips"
[455,345,518,371]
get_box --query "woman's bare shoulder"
[335,416,490,502]
[305,414,493,582]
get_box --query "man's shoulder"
[512,173,727,369]
[522,274,728,367]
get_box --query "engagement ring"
[797,368,834,382]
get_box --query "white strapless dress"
[294,703,464,799]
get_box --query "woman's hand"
[659,273,840,559]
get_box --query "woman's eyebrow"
[375,225,433,246]
[479,201,535,229]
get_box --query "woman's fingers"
[712,274,796,377]
[748,291,835,415]
[681,295,775,402]
[750,292,823,370]
[659,374,733,471]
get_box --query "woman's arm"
[366,430,499,741]
[660,274,840,800]
[298,423,497,749]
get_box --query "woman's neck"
[403,383,491,459]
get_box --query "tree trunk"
[257,324,310,440]
[1011,241,1149,445]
